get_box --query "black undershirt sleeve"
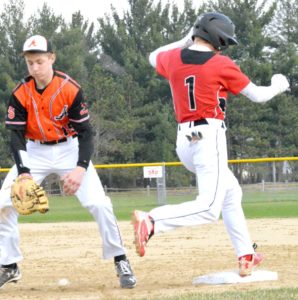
[71,121,94,169]
[68,89,94,169]
[10,129,31,174]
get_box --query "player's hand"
[61,166,86,195]
[18,172,33,180]
[271,74,290,94]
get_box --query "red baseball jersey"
[156,48,250,123]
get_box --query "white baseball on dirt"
[58,278,70,286]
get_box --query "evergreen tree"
[263,0,298,180]
[0,0,296,185]
[27,3,64,38]
[95,0,202,168]
[0,0,29,166]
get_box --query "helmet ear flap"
[192,23,201,41]
[219,37,227,49]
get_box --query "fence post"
[156,164,167,205]
[272,161,276,183]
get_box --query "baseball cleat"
[0,265,22,289]
[115,259,136,289]
[239,252,264,277]
[132,210,154,257]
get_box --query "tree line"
[0,0,297,186]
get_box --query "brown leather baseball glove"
[11,174,49,215]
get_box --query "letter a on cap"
[28,39,37,48]
[23,35,52,53]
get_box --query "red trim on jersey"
[156,48,250,123]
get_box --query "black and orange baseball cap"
[22,35,53,54]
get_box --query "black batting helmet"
[192,12,238,50]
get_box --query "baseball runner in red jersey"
[0,35,136,289]
[132,12,289,276]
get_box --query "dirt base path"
[1,218,298,300]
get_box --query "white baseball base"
[192,270,278,285]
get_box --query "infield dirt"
[1,218,297,299]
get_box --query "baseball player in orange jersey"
[0,35,136,289]
[132,12,289,276]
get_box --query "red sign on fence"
[143,166,163,178]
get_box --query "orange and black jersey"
[5,70,93,173]
[6,70,89,140]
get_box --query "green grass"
[242,189,298,202]
[19,195,93,223]
[144,288,298,300]
[19,189,298,223]
[243,201,298,218]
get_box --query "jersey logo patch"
[8,106,15,119]
[54,105,68,121]
[80,103,89,115]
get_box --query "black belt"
[178,119,208,131]
[29,134,77,145]
[193,119,208,126]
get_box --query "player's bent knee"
[84,196,114,214]
[207,210,221,222]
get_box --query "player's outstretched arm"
[241,74,290,103]
[149,28,193,68]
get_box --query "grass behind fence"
[19,189,298,223]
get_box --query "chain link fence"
[1,159,297,205]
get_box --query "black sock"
[2,263,17,269]
[114,255,127,263]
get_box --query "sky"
[0,0,202,24]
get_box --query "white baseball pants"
[0,137,126,265]
[150,118,255,257]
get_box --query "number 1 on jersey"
[185,76,196,111]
